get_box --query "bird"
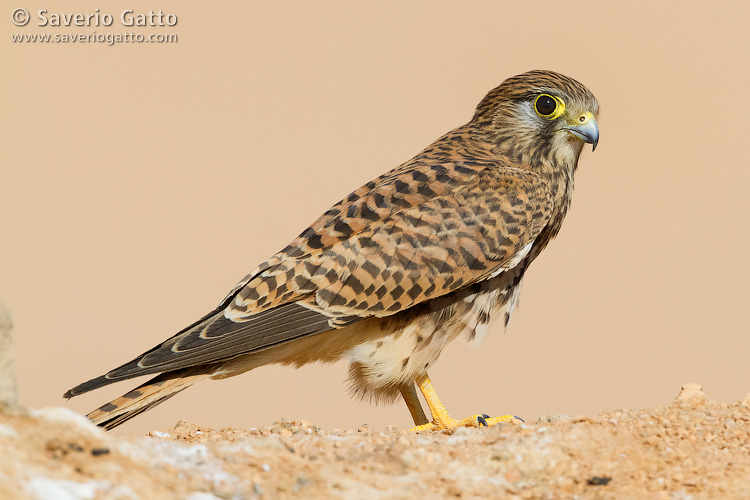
[65,69,599,432]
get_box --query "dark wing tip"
[63,374,114,399]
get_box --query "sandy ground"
[1,384,749,500]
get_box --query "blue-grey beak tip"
[566,117,599,152]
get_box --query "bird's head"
[472,70,599,168]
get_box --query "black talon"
[481,414,490,419]
[477,415,488,427]
[513,416,525,422]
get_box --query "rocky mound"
[1,384,749,499]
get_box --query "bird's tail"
[87,366,216,431]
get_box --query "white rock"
[30,407,105,438]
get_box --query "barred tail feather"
[87,366,216,430]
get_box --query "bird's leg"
[399,383,429,426]
[410,373,516,432]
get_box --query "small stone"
[586,476,612,486]
[504,467,521,482]
[536,414,571,424]
[675,383,706,404]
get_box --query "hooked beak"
[565,112,599,151]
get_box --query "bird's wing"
[64,301,330,396]
[237,157,555,320]
[66,149,553,397]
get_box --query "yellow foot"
[406,374,524,432]
[410,413,519,432]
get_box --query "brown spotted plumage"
[65,70,599,431]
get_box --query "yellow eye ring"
[534,94,566,120]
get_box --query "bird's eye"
[534,94,564,119]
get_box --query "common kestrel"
[65,70,599,431]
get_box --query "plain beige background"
[2,2,749,435]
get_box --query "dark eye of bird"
[535,95,557,116]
